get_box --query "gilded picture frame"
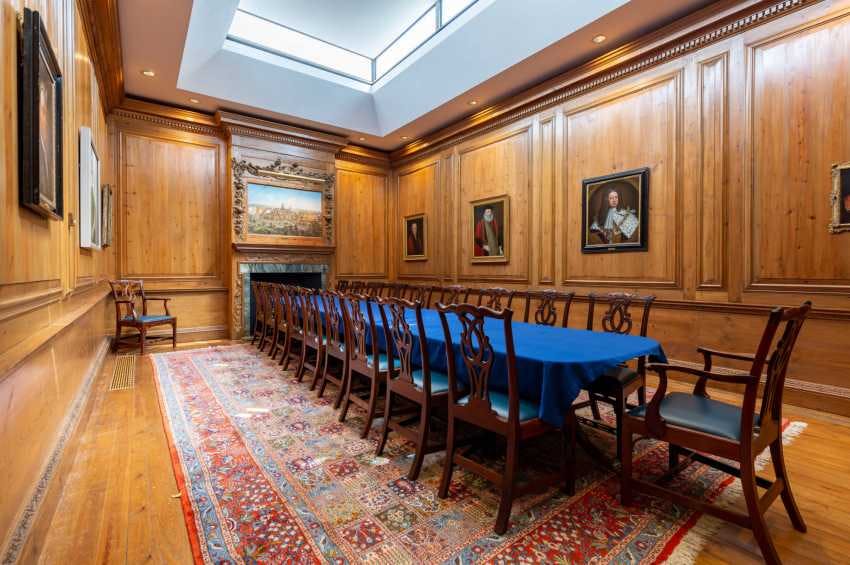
[581,168,649,254]
[403,213,427,261]
[829,162,850,234]
[470,195,509,264]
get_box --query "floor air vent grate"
[109,355,136,391]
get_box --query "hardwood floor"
[22,342,850,564]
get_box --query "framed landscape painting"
[19,8,63,220]
[581,168,649,253]
[471,195,509,263]
[403,213,426,261]
[247,182,323,238]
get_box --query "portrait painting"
[19,8,63,219]
[471,195,509,263]
[247,182,323,238]
[829,162,850,234]
[581,168,649,253]
[403,214,426,260]
[79,127,101,249]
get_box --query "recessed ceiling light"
[141,69,155,77]
[188,98,200,104]
[358,137,366,141]
[469,100,478,106]
[401,136,409,140]
[592,34,607,44]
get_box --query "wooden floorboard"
[25,341,850,564]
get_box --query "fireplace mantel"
[232,242,335,255]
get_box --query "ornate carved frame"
[829,161,850,234]
[232,158,335,243]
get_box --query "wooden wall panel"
[748,12,850,292]
[396,161,439,279]
[537,116,556,285]
[563,74,682,288]
[335,168,389,278]
[456,126,533,283]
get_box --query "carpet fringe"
[665,421,808,564]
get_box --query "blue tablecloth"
[320,299,666,427]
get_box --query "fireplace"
[239,262,329,338]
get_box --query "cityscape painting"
[247,182,323,238]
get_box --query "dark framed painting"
[471,195,509,263]
[829,161,850,234]
[403,213,426,261]
[581,168,649,253]
[246,182,323,237]
[19,8,63,220]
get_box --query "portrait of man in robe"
[471,196,509,263]
[582,169,649,253]
[403,214,426,260]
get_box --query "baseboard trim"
[0,337,110,564]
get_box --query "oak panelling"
[747,10,850,293]
[396,160,440,280]
[537,115,556,285]
[697,53,728,290]
[335,167,389,279]
[117,129,224,287]
[563,72,683,288]
[456,125,533,283]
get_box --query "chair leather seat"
[458,391,539,422]
[410,369,450,394]
[122,314,173,323]
[628,392,761,440]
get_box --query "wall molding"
[0,280,63,323]
[390,0,818,166]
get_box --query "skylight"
[226,0,478,85]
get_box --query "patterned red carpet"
[152,344,805,564]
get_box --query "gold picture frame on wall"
[829,161,850,234]
[403,213,427,261]
[471,195,509,264]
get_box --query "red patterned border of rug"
[151,344,805,564]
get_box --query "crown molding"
[112,97,221,136]
[77,0,124,112]
[216,111,349,153]
[336,145,391,168]
[389,0,819,166]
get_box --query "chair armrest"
[697,346,756,364]
[143,296,171,316]
[143,296,171,303]
[646,362,757,385]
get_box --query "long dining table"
[323,298,666,428]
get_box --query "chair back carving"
[300,289,324,346]
[522,290,574,327]
[439,285,470,305]
[109,279,146,321]
[321,290,346,349]
[377,298,415,384]
[336,280,349,292]
[341,294,381,369]
[283,286,304,334]
[437,304,521,426]
[477,287,515,312]
[587,292,655,337]
[267,284,285,325]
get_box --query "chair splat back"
[342,294,380,367]
[523,290,575,327]
[109,279,145,320]
[322,290,345,349]
[301,290,324,345]
[478,287,515,312]
[587,292,655,337]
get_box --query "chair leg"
[562,411,577,495]
[295,343,308,381]
[770,438,807,532]
[669,444,681,472]
[332,358,349,410]
[360,375,380,439]
[375,388,392,456]
[741,456,781,565]
[279,338,291,368]
[438,416,456,499]
[139,326,147,355]
[589,394,602,421]
[408,403,430,481]
[494,436,519,535]
[309,348,325,391]
[317,354,331,398]
[615,389,626,460]
[637,385,646,405]
[619,424,634,506]
[338,368,354,423]
[171,321,177,349]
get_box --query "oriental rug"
[152,344,805,564]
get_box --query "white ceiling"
[119,0,718,150]
[237,0,435,57]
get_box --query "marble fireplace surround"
[236,261,329,338]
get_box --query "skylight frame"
[226,0,480,86]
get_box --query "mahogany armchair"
[109,279,176,354]
[620,301,811,565]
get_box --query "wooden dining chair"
[477,287,515,312]
[621,302,811,565]
[339,294,393,438]
[375,297,449,480]
[297,290,326,390]
[317,290,349,408]
[335,280,350,292]
[250,280,265,346]
[404,284,433,307]
[271,284,291,362]
[438,284,470,305]
[522,289,575,327]
[570,292,656,458]
[278,286,305,372]
[109,279,177,354]
[435,303,565,535]
[258,283,279,354]
[264,284,285,358]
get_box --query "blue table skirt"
[318,299,666,427]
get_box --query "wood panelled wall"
[335,0,850,416]
[0,0,114,557]
[110,112,229,342]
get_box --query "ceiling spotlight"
[188,98,200,104]
[592,34,607,44]
[141,69,155,77]
[401,136,409,140]
[358,137,366,141]
[469,100,478,106]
